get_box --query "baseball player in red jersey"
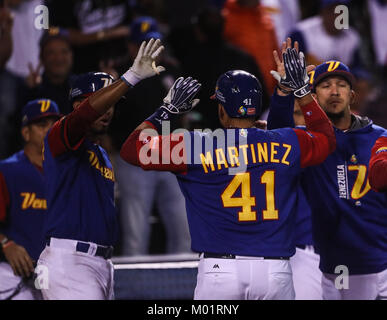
[369,132,387,192]
[36,39,165,300]
[119,45,336,299]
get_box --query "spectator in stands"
[177,5,268,130]
[5,0,43,78]
[0,2,24,158]
[45,0,132,73]
[109,16,191,256]
[288,0,361,67]
[367,0,387,75]
[223,0,279,95]
[261,0,301,46]
[25,31,74,115]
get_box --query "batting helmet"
[310,60,355,91]
[69,72,115,102]
[211,70,262,118]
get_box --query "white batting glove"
[121,38,166,86]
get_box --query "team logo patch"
[350,154,358,164]
[238,106,246,115]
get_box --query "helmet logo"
[101,77,113,87]
[238,106,246,115]
[232,86,240,93]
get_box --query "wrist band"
[294,84,311,98]
[277,85,292,95]
[145,107,175,132]
[2,240,14,250]
[121,69,141,87]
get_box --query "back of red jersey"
[176,127,302,257]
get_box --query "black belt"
[46,238,113,260]
[202,252,289,260]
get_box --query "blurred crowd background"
[0,0,386,256]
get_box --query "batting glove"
[146,77,201,130]
[121,38,165,86]
[271,48,310,98]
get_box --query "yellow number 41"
[221,171,279,222]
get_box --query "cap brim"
[313,70,355,88]
[23,113,62,126]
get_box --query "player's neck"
[329,113,352,131]
[225,118,255,129]
[24,144,43,168]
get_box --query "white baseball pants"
[290,246,323,300]
[0,262,42,300]
[37,238,114,300]
[322,267,387,300]
[194,254,295,300]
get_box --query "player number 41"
[221,171,278,222]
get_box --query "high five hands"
[271,38,315,98]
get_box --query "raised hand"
[271,37,315,96]
[26,62,42,88]
[161,77,201,114]
[121,38,165,86]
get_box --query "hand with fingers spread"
[2,241,35,278]
[271,37,315,97]
[161,77,201,114]
[145,76,201,130]
[26,62,43,88]
[121,38,165,86]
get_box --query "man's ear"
[311,92,317,99]
[21,126,30,142]
[218,104,226,122]
[350,89,355,105]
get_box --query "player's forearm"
[369,159,387,192]
[298,94,336,152]
[369,137,387,192]
[120,130,142,166]
[267,88,295,130]
[88,79,131,115]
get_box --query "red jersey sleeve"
[0,172,10,223]
[120,123,188,174]
[293,97,336,168]
[369,136,387,192]
[47,98,102,157]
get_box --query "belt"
[202,252,289,260]
[46,238,113,260]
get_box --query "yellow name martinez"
[200,142,292,173]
